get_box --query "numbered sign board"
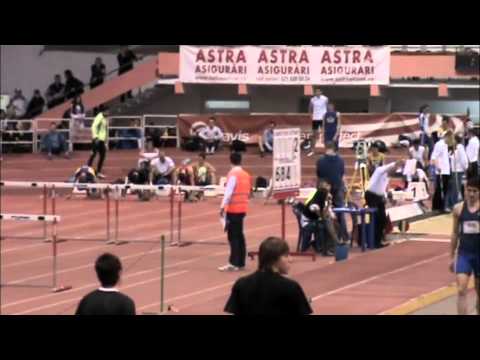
[272,128,301,199]
[406,182,429,202]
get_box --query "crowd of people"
[1,47,143,154]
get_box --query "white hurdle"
[1,180,224,246]
[0,213,72,294]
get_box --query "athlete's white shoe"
[218,264,240,272]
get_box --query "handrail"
[1,114,179,153]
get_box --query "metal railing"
[1,114,179,155]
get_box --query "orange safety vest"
[225,167,251,214]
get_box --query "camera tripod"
[346,158,370,205]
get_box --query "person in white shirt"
[418,105,434,157]
[308,88,328,157]
[431,130,454,212]
[9,89,27,119]
[151,152,175,185]
[259,121,275,158]
[446,135,469,209]
[199,117,224,155]
[365,160,405,248]
[465,128,479,179]
[402,159,430,196]
[409,139,428,170]
[70,96,86,129]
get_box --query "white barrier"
[0,181,220,193]
[0,214,60,223]
[0,212,71,294]
[1,180,224,246]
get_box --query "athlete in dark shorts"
[323,102,341,149]
[450,176,480,315]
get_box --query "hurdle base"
[169,241,192,248]
[143,305,178,315]
[106,240,129,246]
[248,251,316,262]
[52,285,73,293]
[43,238,67,244]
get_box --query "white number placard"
[272,128,301,198]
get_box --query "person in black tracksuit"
[225,237,313,316]
[117,47,139,103]
[76,253,135,315]
[300,184,340,255]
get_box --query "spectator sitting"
[192,152,217,186]
[224,237,313,316]
[117,46,140,103]
[367,143,385,176]
[5,104,17,121]
[0,109,6,130]
[199,117,224,154]
[75,253,136,315]
[46,74,65,109]
[151,151,175,185]
[2,106,18,149]
[117,119,141,150]
[42,122,70,160]
[9,89,27,119]
[138,138,159,167]
[0,110,9,155]
[299,182,340,255]
[259,121,275,158]
[64,69,84,100]
[25,89,45,119]
[90,57,106,89]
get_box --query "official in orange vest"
[219,152,252,272]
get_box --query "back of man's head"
[230,152,242,166]
[258,237,290,272]
[325,141,337,154]
[95,253,122,288]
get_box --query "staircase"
[37,57,160,121]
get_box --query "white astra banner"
[180,45,390,85]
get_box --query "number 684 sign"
[272,128,302,199]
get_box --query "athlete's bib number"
[463,221,480,235]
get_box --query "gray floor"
[412,290,478,315]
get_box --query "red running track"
[0,149,452,315]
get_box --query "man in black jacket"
[76,253,136,315]
[46,75,65,109]
[25,90,45,118]
[117,46,139,103]
[64,70,84,100]
[316,141,349,242]
[225,237,312,316]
